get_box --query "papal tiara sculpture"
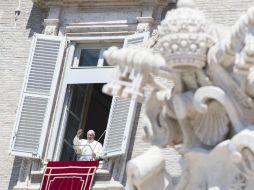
[157,1,214,69]
[103,0,254,189]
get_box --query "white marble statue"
[103,0,254,189]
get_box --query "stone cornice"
[32,0,175,9]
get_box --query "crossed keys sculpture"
[103,0,254,189]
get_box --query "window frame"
[47,40,123,161]
[72,44,118,68]
[60,84,92,161]
[47,32,149,162]
[64,43,120,85]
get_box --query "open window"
[59,33,150,160]
[10,32,149,161]
[60,83,112,161]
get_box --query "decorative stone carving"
[44,6,61,36]
[103,0,254,189]
[126,146,173,190]
[137,23,151,33]
[44,19,60,36]
[136,17,155,33]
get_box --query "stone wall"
[0,0,46,189]
[195,0,254,25]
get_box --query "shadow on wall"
[8,157,23,190]
[26,4,48,37]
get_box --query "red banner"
[40,161,99,190]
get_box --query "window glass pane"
[65,114,80,142]
[70,85,85,118]
[79,49,100,66]
[60,114,80,161]
[61,141,76,161]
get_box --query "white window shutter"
[103,32,149,157]
[10,34,66,158]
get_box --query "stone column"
[44,6,61,35]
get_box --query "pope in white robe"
[73,129,103,161]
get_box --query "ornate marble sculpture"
[103,0,254,189]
